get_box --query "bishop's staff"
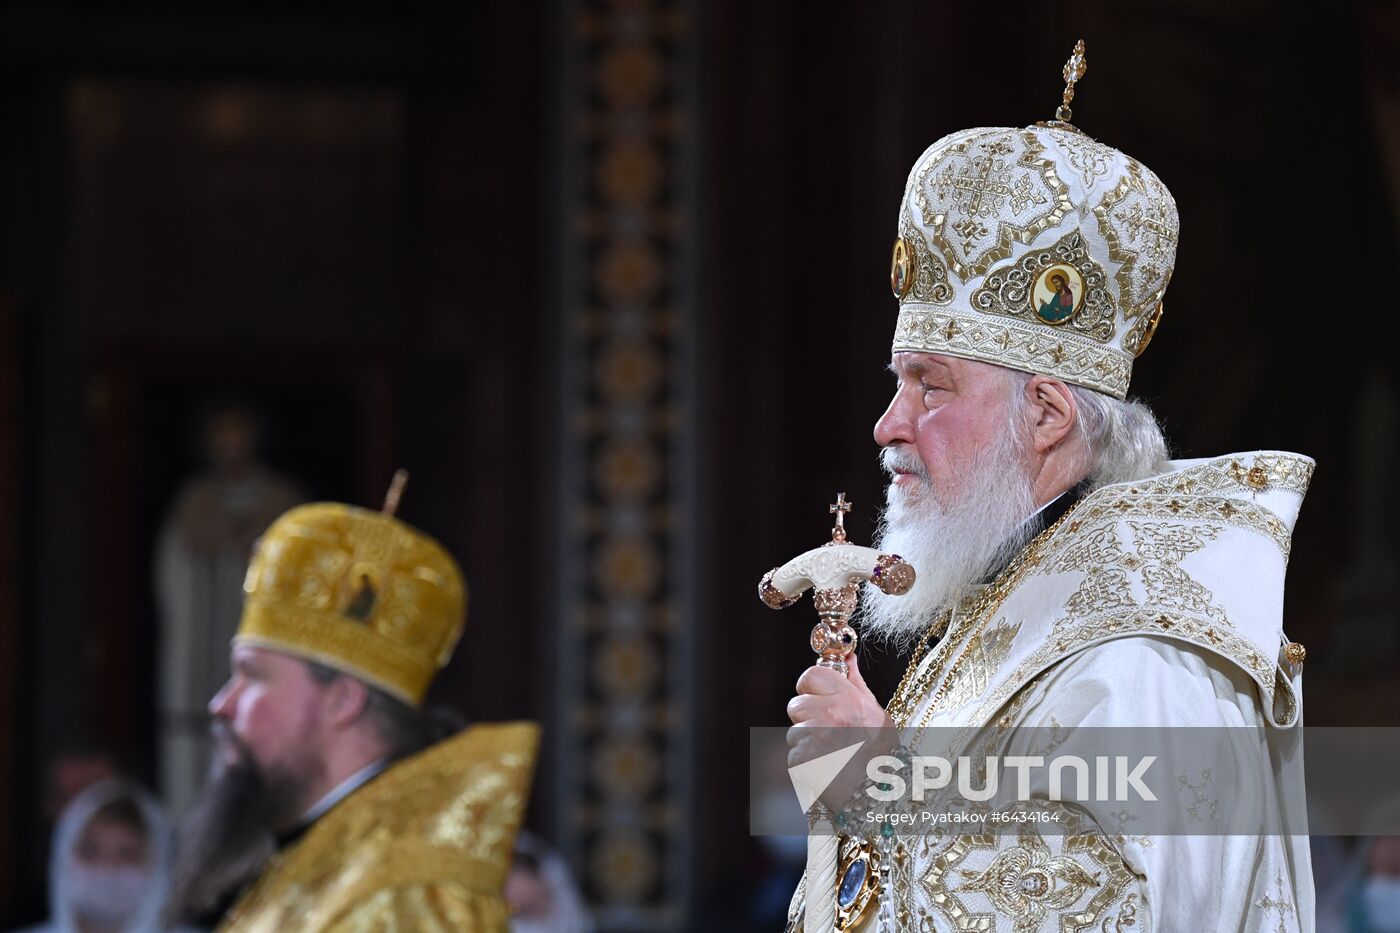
[757,494,915,933]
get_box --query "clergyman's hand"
[786,652,889,731]
[785,653,896,809]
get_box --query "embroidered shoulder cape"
[895,450,1312,732]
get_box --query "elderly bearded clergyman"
[783,46,1315,933]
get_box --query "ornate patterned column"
[557,0,694,927]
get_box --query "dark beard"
[164,723,309,927]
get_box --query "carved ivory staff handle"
[758,545,915,674]
[757,500,915,676]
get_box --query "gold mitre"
[889,40,1177,398]
[235,490,466,707]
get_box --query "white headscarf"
[34,778,179,933]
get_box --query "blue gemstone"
[838,859,867,908]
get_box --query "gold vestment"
[220,721,538,932]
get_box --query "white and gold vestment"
[790,452,1315,932]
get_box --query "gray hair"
[1070,384,1171,488]
[1003,369,1171,489]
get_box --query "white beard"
[859,427,1038,651]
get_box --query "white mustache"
[880,445,929,483]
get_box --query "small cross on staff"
[829,492,852,543]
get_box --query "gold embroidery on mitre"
[1094,158,1179,322]
[897,212,953,305]
[892,309,1132,398]
[237,503,467,706]
[970,229,1116,342]
[914,129,1075,281]
[1055,133,1121,198]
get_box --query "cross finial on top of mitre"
[1055,39,1087,125]
[382,468,409,516]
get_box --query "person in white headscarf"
[11,778,200,933]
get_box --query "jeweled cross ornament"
[829,493,852,543]
[758,494,915,675]
[1056,39,1087,124]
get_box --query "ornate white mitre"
[888,56,1176,399]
